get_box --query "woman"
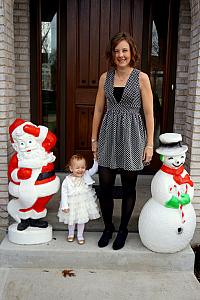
[92,32,154,250]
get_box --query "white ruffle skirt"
[57,186,100,225]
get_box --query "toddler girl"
[57,154,100,244]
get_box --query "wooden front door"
[30,0,179,172]
[66,0,144,167]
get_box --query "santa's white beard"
[17,147,53,169]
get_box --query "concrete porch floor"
[1,174,200,299]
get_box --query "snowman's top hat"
[156,133,188,156]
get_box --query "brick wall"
[175,0,200,231]
[0,0,16,228]
[188,0,200,229]
[0,0,30,229]
[174,0,191,138]
[13,0,30,120]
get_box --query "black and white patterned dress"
[98,68,146,171]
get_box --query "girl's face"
[113,40,131,68]
[69,159,86,177]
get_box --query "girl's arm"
[60,178,69,210]
[139,72,154,163]
[91,73,106,158]
[88,159,98,176]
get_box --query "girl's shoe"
[67,235,75,242]
[77,237,85,245]
[77,239,85,245]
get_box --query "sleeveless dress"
[98,68,146,171]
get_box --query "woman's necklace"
[115,69,133,85]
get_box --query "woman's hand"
[143,146,153,166]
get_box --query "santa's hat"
[156,133,188,156]
[9,119,31,143]
[9,118,49,145]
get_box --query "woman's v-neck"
[112,68,134,103]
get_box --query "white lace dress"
[57,174,100,225]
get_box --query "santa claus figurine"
[7,119,60,235]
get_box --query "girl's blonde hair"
[66,154,86,172]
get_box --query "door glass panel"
[150,1,169,148]
[41,2,57,134]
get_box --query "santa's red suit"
[7,119,60,230]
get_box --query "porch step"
[0,231,195,272]
[1,267,200,300]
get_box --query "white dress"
[57,160,100,225]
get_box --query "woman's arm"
[139,72,154,163]
[91,72,106,158]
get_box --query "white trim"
[18,208,47,219]
[11,169,19,182]
[38,126,48,142]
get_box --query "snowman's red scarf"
[161,165,193,187]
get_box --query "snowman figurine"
[138,133,196,253]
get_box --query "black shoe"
[112,229,128,250]
[98,225,115,248]
[17,219,30,231]
[29,218,48,228]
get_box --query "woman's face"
[113,40,131,68]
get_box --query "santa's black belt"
[37,171,55,181]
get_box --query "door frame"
[142,0,180,133]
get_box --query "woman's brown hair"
[105,32,139,68]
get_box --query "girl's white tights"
[68,224,75,237]
[77,223,85,240]
[68,223,85,240]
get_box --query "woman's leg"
[112,170,138,250]
[120,170,138,230]
[98,166,116,229]
[98,166,116,247]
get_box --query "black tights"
[98,166,138,231]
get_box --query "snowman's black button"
[177,227,183,234]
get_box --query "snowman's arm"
[165,195,179,209]
[180,193,190,205]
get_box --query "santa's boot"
[17,218,30,231]
[29,218,48,228]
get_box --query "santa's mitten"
[23,124,40,137]
[18,168,32,180]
